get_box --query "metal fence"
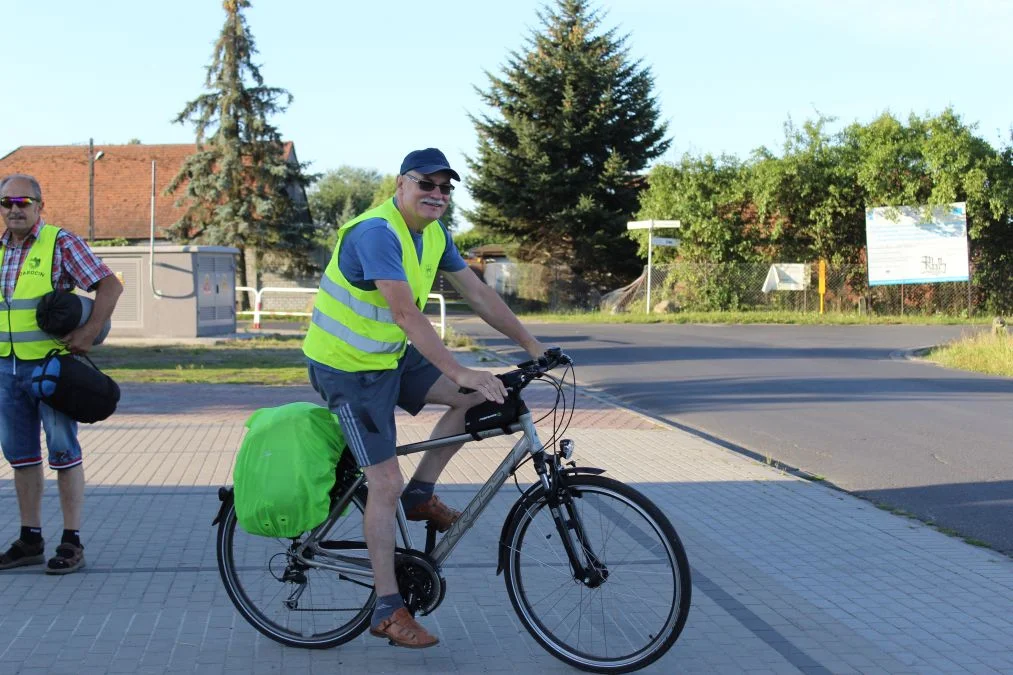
[487,261,982,316]
[235,286,447,337]
[483,262,603,312]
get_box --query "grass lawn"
[923,331,1013,377]
[90,337,311,385]
[91,327,479,385]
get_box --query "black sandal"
[0,538,45,570]
[45,542,85,575]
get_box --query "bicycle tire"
[216,488,374,649]
[502,475,691,673]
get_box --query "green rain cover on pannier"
[233,402,345,537]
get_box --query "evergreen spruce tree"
[466,0,669,289]
[165,0,316,289]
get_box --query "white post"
[253,288,263,329]
[646,225,653,313]
[149,160,166,298]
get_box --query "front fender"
[495,466,605,575]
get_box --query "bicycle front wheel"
[216,490,374,649]
[503,475,691,673]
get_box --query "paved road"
[454,319,1013,554]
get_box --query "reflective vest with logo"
[0,224,67,359]
[303,199,446,372]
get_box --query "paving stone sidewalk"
[0,349,1011,674]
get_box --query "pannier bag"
[30,348,120,423]
[36,290,112,345]
[233,402,346,537]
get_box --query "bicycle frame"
[289,411,545,580]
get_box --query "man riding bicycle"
[302,148,546,648]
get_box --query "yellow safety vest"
[303,199,446,372]
[0,224,68,359]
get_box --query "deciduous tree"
[751,115,866,265]
[310,166,383,228]
[636,154,755,264]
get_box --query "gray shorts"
[307,345,442,466]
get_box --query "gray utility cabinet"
[91,245,238,338]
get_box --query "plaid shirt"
[1,218,114,300]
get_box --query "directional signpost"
[626,220,681,313]
[652,237,679,247]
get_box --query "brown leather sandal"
[369,607,439,648]
[45,542,85,575]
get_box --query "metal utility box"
[91,245,239,338]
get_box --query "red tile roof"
[0,142,298,241]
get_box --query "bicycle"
[212,349,691,673]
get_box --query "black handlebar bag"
[29,349,120,423]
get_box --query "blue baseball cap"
[399,148,460,181]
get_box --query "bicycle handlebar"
[514,346,571,376]
[459,347,572,395]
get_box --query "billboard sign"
[865,203,969,286]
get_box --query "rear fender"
[212,486,234,526]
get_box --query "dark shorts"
[0,357,82,470]
[307,345,442,466]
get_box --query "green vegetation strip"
[516,310,988,326]
[92,330,477,385]
[90,337,311,385]
[924,331,1013,377]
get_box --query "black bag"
[464,394,525,438]
[36,291,111,345]
[30,349,120,423]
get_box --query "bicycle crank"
[394,549,446,616]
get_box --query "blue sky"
[5,0,1011,227]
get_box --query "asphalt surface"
[453,319,1013,555]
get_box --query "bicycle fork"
[496,442,609,587]
[540,447,611,587]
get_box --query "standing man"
[0,174,123,574]
[303,148,547,648]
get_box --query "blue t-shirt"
[337,214,466,291]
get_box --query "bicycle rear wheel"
[503,475,691,673]
[216,489,374,649]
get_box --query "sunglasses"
[403,173,454,196]
[0,196,40,209]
